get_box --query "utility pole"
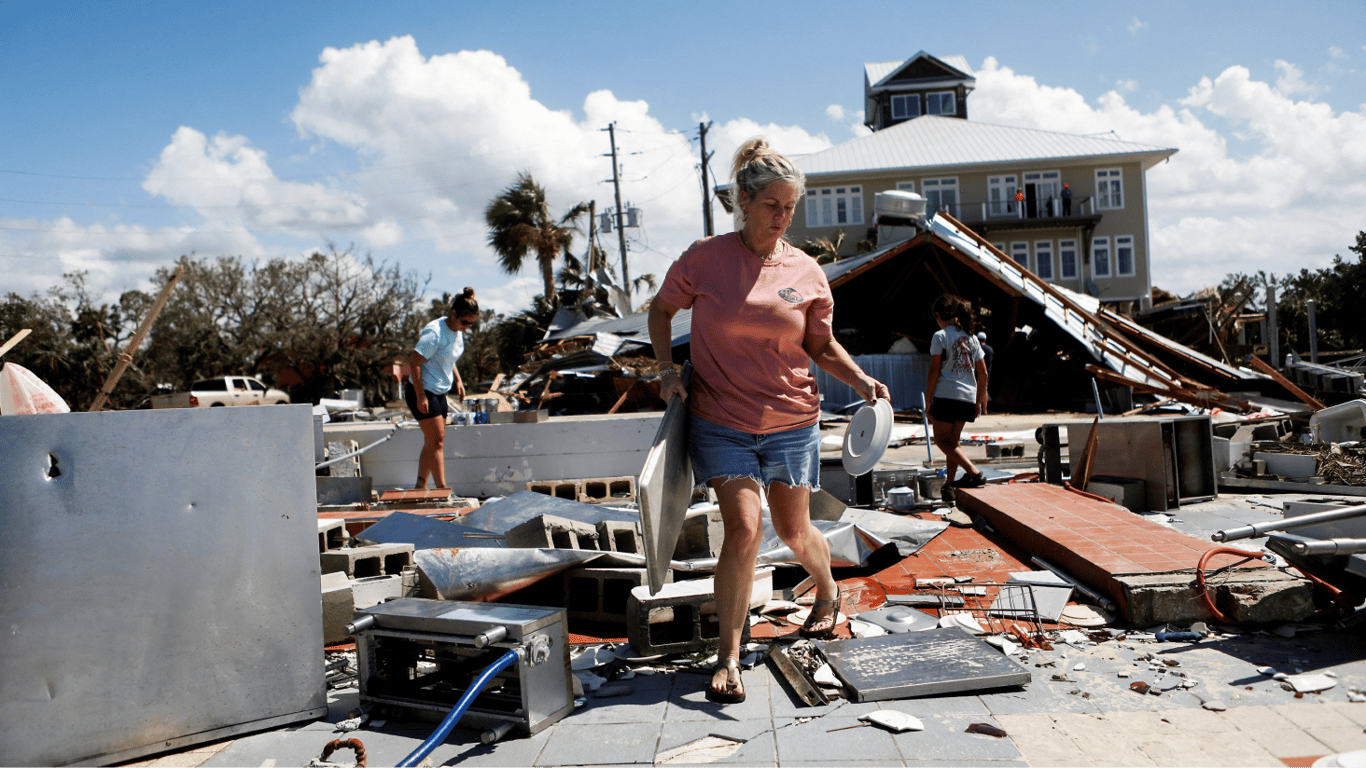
[603,122,631,302]
[698,121,715,237]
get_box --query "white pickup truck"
[150,376,291,408]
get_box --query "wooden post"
[0,329,32,359]
[88,264,185,412]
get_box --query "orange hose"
[1195,547,1266,624]
[1063,481,1117,505]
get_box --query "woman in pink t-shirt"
[648,138,889,704]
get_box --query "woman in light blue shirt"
[404,288,479,490]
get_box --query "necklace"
[740,231,778,261]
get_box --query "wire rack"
[914,582,1048,645]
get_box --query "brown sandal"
[706,658,745,704]
[799,589,841,639]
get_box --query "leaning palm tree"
[484,173,590,307]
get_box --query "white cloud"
[1272,60,1315,97]
[826,104,846,121]
[973,56,1366,294]
[1128,17,1149,36]
[282,36,833,313]
[1115,79,1139,92]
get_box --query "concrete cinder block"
[321,571,355,646]
[625,568,771,656]
[674,508,725,559]
[987,441,1026,459]
[320,542,415,579]
[351,569,418,609]
[318,518,348,553]
[565,566,668,624]
[505,513,602,551]
[597,520,643,555]
[324,440,361,477]
[526,479,582,501]
[580,476,636,504]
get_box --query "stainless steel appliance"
[351,598,573,739]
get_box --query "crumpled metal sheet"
[675,509,945,573]
[415,547,607,602]
[459,490,638,534]
[837,508,950,557]
[413,501,949,601]
[354,511,504,549]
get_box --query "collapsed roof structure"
[523,211,1274,415]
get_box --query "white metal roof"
[794,115,1177,176]
[865,53,974,88]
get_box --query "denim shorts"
[688,414,821,490]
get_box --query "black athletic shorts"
[930,396,978,424]
[403,380,449,422]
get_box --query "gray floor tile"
[534,721,660,766]
[773,715,904,765]
[892,714,1023,763]
[667,668,776,722]
[842,693,992,718]
[571,673,674,724]
[657,719,778,765]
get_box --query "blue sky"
[3,0,1364,315]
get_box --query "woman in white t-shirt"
[925,294,989,500]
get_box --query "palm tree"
[484,173,590,306]
[796,229,847,265]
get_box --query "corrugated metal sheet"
[796,116,1176,176]
[813,353,932,412]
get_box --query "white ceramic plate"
[841,398,894,476]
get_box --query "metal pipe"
[920,392,933,464]
[1292,537,1366,556]
[345,615,376,635]
[480,721,516,745]
[1090,379,1104,420]
[315,424,401,470]
[1030,555,1117,612]
[1211,503,1366,542]
[474,625,509,648]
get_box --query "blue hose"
[395,648,520,767]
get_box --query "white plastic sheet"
[0,363,69,415]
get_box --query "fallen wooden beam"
[1245,355,1325,411]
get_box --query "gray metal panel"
[818,627,1031,702]
[355,510,504,549]
[0,406,326,767]
[638,389,693,593]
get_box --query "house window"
[1023,170,1061,217]
[1096,169,1123,210]
[891,94,920,120]
[1010,242,1030,271]
[805,186,863,228]
[988,175,1018,216]
[922,178,958,218]
[1092,237,1111,278]
[1116,235,1135,276]
[895,181,915,192]
[1034,240,1053,280]
[1059,240,1078,279]
[926,91,956,115]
